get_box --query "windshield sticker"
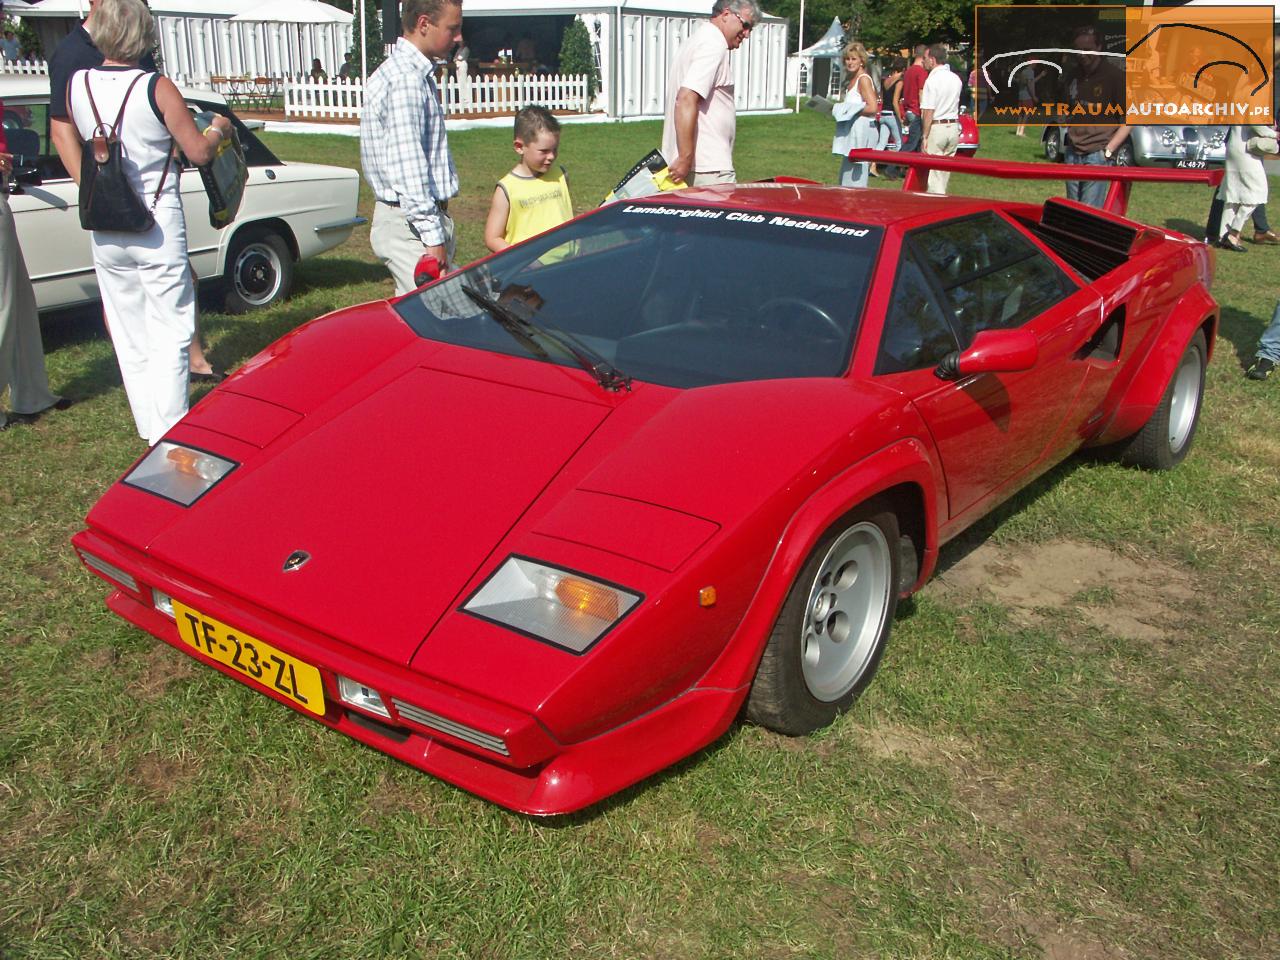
[620,205,871,237]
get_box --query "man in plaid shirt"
[360,0,463,295]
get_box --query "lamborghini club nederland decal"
[619,204,872,237]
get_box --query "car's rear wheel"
[746,503,900,736]
[1120,329,1207,470]
[223,228,294,314]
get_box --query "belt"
[933,119,958,124]
[381,199,449,212]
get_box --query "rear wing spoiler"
[845,149,1224,218]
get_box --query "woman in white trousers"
[66,0,230,446]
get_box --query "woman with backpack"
[66,0,230,446]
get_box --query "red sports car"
[74,157,1220,815]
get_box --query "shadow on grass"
[295,256,389,290]
[1216,303,1266,369]
[1162,217,1206,239]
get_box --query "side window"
[911,213,1074,348]
[875,250,959,375]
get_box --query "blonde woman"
[831,42,881,188]
[66,0,230,445]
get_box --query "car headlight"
[462,556,642,654]
[123,441,237,506]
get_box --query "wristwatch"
[1104,148,1113,159]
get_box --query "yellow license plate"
[173,600,326,716]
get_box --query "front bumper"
[72,528,744,815]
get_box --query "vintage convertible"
[73,154,1220,814]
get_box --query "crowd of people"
[2,0,1278,437]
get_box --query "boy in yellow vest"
[484,105,573,253]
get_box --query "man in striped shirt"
[360,0,463,295]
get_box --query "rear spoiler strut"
[845,149,1224,218]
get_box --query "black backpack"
[76,70,171,233]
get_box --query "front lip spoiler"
[72,526,751,814]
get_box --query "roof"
[795,17,844,59]
[632,181,996,228]
[15,0,784,17]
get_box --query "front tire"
[222,228,294,314]
[1120,329,1207,470]
[746,504,900,736]
[1044,127,1063,163]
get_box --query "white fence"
[283,70,592,121]
[0,59,48,76]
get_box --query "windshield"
[397,202,882,389]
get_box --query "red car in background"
[75,158,1218,814]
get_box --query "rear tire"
[222,228,294,314]
[1120,329,1207,470]
[746,503,900,736]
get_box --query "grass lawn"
[2,110,1278,959]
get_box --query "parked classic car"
[1,74,363,313]
[75,157,1219,815]
[1042,122,1228,167]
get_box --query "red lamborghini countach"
[74,155,1220,814]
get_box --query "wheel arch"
[218,217,300,272]
[1088,283,1218,446]
[696,438,943,694]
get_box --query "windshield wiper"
[461,283,551,362]
[461,284,632,393]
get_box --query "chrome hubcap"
[800,522,893,702]
[1168,344,1203,453]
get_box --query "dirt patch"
[133,643,198,701]
[361,770,437,822]
[930,540,1196,642]
[862,722,963,767]
[131,753,198,801]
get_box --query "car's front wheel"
[1044,127,1063,162]
[1120,328,1207,470]
[223,228,294,314]
[746,503,900,736]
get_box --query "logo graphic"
[975,5,1274,126]
[282,550,312,572]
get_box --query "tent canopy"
[796,17,843,59]
[229,0,351,25]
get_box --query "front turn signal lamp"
[123,442,237,506]
[462,556,641,654]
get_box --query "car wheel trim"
[1168,340,1204,453]
[800,521,893,702]
[233,242,283,307]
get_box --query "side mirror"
[935,327,1039,380]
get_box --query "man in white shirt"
[661,0,762,186]
[920,44,963,195]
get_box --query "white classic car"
[1,75,363,313]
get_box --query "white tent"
[453,1,787,117]
[14,0,353,81]
[787,17,843,98]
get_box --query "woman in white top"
[66,0,230,446]
[831,41,880,189]
[1217,123,1276,252]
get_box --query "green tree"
[322,0,384,75]
[558,17,600,97]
